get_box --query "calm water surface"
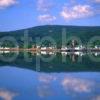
[0,52,100,100]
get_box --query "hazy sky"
[0,0,100,31]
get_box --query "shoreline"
[0,48,100,52]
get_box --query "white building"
[95,46,100,49]
[75,47,80,50]
[4,47,10,49]
[0,47,4,49]
[75,45,84,50]
[61,46,68,51]
[41,47,47,50]
[48,47,54,50]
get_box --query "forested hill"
[0,25,100,47]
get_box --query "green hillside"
[0,25,100,48]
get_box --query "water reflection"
[0,50,100,100]
[0,51,100,62]
[0,88,18,100]
[62,77,93,93]
[0,51,100,72]
[0,67,100,100]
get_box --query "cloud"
[0,0,17,9]
[38,14,56,22]
[60,5,94,20]
[90,0,100,4]
[93,0,100,3]
[37,0,53,12]
[92,95,100,100]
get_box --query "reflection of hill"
[0,52,100,72]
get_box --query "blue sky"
[0,0,100,31]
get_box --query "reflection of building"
[93,52,100,56]
[0,47,10,54]
[4,51,10,53]
[74,52,84,56]
[48,52,55,55]
[0,51,3,54]
[40,51,56,55]
[61,52,68,56]
[61,52,85,62]
[94,52,98,56]
[41,51,47,55]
